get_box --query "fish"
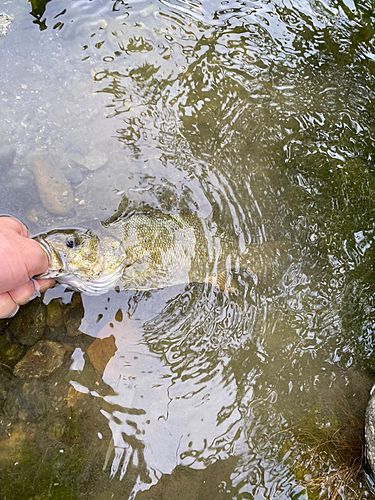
[33,209,290,295]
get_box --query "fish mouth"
[35,237,52,262]
[56,272,122,295]
[33,237,67,279]
[42,264,125,295]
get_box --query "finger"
[35,278,55,294]
[0,216,29,238]
[9,281,37,305]
[0,292,19,319]
[23,238,50,278]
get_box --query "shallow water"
[1,0,375,497]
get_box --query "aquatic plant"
[280,387,368,499]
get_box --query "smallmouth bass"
[33,210,289,295]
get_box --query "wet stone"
[65,315,83,337]
[27,150,74,216]
[62,159,89,185]
[13,340,66,379]
[0,340,25,369]
[65,385,85,408]
[0,423,27,465]
[47,415,66,440]
[0,362,15,387]
[2,389,43,421]
[7,297,46,346]
[64,293,84,336]
[22,379,50,417]
[46,298,65,329]
[87,335,117,375]
[1,393,21,420]
[71,149,108,171]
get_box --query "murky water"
[1,0,375,497]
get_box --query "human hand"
[0,217,55,319]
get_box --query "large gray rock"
[27,151,74,216]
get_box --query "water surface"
[1,0,375,498]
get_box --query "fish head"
[34,228,104,285]
[34,227,128,294]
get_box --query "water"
[1,0,375,497]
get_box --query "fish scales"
[33,210,291,295]
[33,211,218,295]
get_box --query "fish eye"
[66,238,76,249]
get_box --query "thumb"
[23,238,50,278]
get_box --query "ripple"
[1,0,375,497]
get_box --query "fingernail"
[7,304,19,318]
[27,291,38,303]
[38,280,55,294]
[30,279,41,297]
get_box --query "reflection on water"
[1,0,375,497]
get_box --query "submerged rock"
[65,385,85,408]
[22,379,50,417]
[0,339,25,368]
[2,385,46,421]
[13,340,66,379]
[28,151,74,216]
[64,293,84,336]
[0,423,27,465]
[7,297,46,346]
[47,415,66,440]
[46,298,65,329]
[62,159,88,185]
[71,149,108,171]
[87,335,117,375]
